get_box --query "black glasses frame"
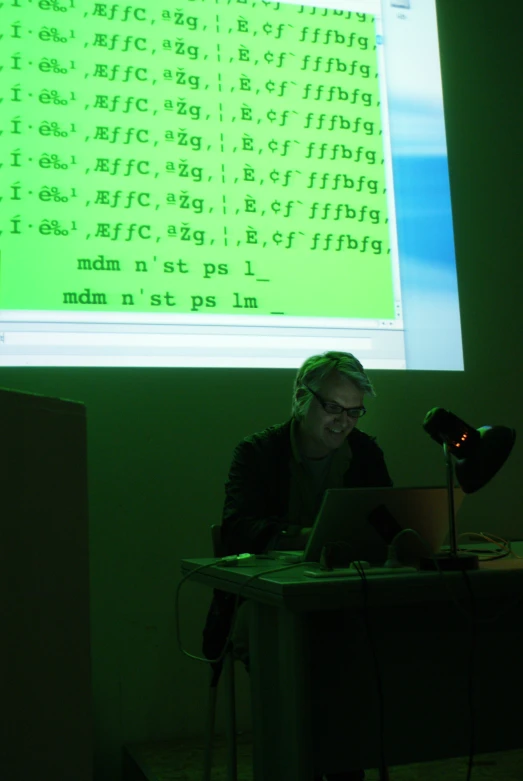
[305,385,367,419]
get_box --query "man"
[202,351,392,781]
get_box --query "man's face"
[297,372,365,458]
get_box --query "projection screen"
[0,0,464,369]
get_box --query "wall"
[1,0,522,778]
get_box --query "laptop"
[268,486,464,568]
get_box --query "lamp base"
[419,552,479,571]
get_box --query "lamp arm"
[444,442,458,557]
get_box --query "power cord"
[348,561,389,781]
[387,528,523,781]
[456,531,523,560]
[461,570,477,781]
[388,530,479,780]
[388,528,523,624]
[176,557,309,666]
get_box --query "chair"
[203,524,238,781]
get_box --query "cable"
[456,531,523,560]
[460,570,476,781]
[388,528,523,624]
[176,557,309,665]
[177,533,523,662]
[178,541,523,780]
[350,561,389,781]
[388,529,523,780]
[384,530,479,779]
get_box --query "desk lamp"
[421,407,516,571]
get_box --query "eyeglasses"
[305,386,366,419]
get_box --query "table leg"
[249,601,313,781]
[278,607,314,781]
[249,601,280,781]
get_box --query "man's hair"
[292,351,376,420]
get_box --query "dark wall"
[0,0,521,779]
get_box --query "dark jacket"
[202,418,392,661]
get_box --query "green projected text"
[0,0,395,319]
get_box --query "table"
[181,543,523,781]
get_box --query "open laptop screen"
[303,486,464,566]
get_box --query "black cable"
[460,570,477,781]
[352,563,389,781]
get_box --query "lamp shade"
[455,425,516,493]
[423,407,516,494]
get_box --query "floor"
[123,732,523,781]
